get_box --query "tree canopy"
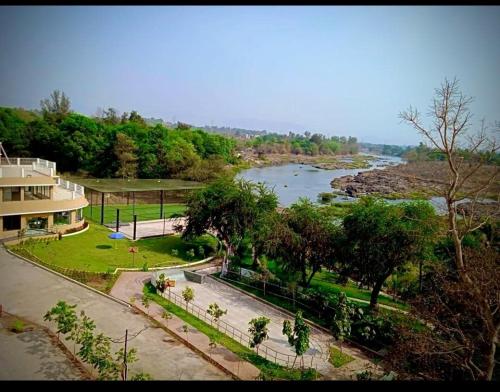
[337,197,439,308]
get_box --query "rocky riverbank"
[331,161,500,201]
[331,163,443,199]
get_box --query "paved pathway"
[0,313,86,380]
[0,247,230,380]
[111,272,261,380]
[113,266,382,380]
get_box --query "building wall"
[0,211,86,240]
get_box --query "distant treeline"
[0,91,238,181]
[359,142,413,157]
[360,142,500,164]
[246,132,359,155]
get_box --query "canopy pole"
[133,215,137,240]
[116,209,120,232]
[160,190,164,219]
[100,192,105,225]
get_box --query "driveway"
[0,247,230,380]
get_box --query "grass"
[329,346,355,368]
[83,203,187,224]
[238,255,408,311]
[143,283,319,380]
[10,223,217,273]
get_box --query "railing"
[159,286,310,368]
[55,178,85,197]
[0,157,57,178]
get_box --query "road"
[0,246,230,380]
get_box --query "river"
[237,155,403,207]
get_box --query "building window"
[3,215,21,231]
[24,186,50,200]
[2,187,21,202]
[54,211,70,225]
[76,208,83,222]
[27,217,48,231]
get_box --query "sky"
[0,6,499,145]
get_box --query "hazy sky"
[0,6,499,145]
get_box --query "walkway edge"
[129,303,244,381]
[3,247,131,309]
[210,275,384,359]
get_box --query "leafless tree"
[400,77,499,380]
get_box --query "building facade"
[0,157,89,240]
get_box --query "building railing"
[0,157,84,198]
[55,178,85,198]
[159,285,315,369]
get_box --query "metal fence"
[222,269,335,320]
[160,287,312,368]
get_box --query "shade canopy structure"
[67,178,204,193]
[66,178,205,227]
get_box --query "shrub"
[186,248,195,259]
[142,262,149,272]
[171,249,179,257]
[11,319,25,333]
[197,246,205,257]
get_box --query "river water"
[237,155,403,207]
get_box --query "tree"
[114,132,138,179]
[282,310,311,368]
[182,177,277,273]
[181,286,194,311]
[161,310,173,327]
[330,292,362,352]
[44,301,78,340]
[399,78,500,380]
[248,316,270,354]
[40,90,71,123]
[337,197,438,309]
[206,303,227,328]
[266,198,339,287]
[388,246,499,381]
[182,324,189,343]
[44,302,143,381]
[156,273,166,296]
[103,107,120,125]
[141,295,150,315]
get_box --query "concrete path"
[113,266,382,380]
[0,247,230,380]
[116,217,187,240]
[0,313,86,380]
[111,272,261,380]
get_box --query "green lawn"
[144,283,319,381]
[12,223,216,273]
[84,203,186,224]
[329,346,355,368]
[239,255,408,311]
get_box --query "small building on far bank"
[0,157,88,240]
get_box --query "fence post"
[133,215,137,240]
[116,209,120,232]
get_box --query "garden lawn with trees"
[10,223,217,273]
